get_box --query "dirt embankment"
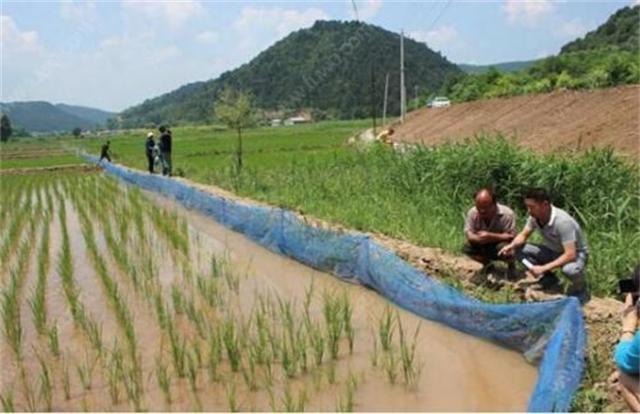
[393,85,640,159]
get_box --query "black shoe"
[538,272,560,289]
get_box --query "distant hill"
[55,103,115,126]
[0,101,115,133]
[561,5,639,54]
[120,20,462,127]
[443,5,639,102]
[458,60,539,74]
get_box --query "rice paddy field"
[0,170,537,411]
[2,119,638,411]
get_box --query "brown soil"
[392,85,640,159]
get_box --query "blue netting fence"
[88,156,586,412]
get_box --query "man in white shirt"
[499,188,589,303]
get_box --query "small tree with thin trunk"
[0,114,12,142]
[214,87,255,175]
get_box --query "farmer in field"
[145,132,155,173]
[99,140,111,163]
[376,127,394,145]
[158,126,172,176]
[463,188,517,276]
[499,187,590,303]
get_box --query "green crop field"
[69,121,640,300]
[0,138,84,170]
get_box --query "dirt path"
[392,85,640,159]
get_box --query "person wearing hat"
[145,132,156,173]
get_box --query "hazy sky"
[1,0,634,111]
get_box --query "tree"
[214,87,256,174]
[72,127,82,138]
[0,114,12,142]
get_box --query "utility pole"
[382,72,389,126]
[370,64,376,136]
[400,30,406,123]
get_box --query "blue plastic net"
[89,157,586,412]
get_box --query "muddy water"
[145,191,538,411]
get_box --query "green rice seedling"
[262,356,274,387]
[207,330,222,383]
[280,337,297,379]
[267,387,278,412]
[1,274,22,358]
[167,320,186,377]
[323,293,343,360]
[62,360,71,400]
[27,292,46,337]
[122,364,144,412]
[105,346,124,405]
[303,278,315,314]
[378,305,395,352]
[296,387,308,412]
[85,319,103,355]
[241,352,259,392]
[341,292,354,354]
[337,372,358,412]
[0,390,15,412]
[19,365,37,412]
[281,385,296,412]
[226,382,238,412]
[186,350,199,392]
[308,322,324,367]
[397,314,422,388]
[36,354,52,411]
[171,285,184,315]
[384,348,399,385]
[326,361,337,385]
[76,362,93,391]
[223,318,241,372]
[370,330,378,368]
[296,327,309,373]
[30,221,50,336]
[155,357,172,405]
[154,292,168,330]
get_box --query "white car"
[428,97,451,108]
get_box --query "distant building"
[270,119,282,127]
[284,116,311,126]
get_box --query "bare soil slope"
[393,85,639,159]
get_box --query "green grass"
[0,138,83,169]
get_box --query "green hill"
[561,5,639,54]
[0,101,115,133]
[120,20,462,127]
[442,5,640,102]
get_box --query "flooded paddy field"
[0,171,537,411]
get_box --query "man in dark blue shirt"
[158,126,172,176]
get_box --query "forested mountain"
[0,101,114,133]
[119,20,462,127]
[442,5,639,102]
[561,5,639,54]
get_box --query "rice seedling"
[241,352,259,392]
[29,219,51,335]
[323,293,343,360]
[76,361,93,391]
[19,365,37,412]
[336,371,359,412]
[370,329,378,368]
[1,273,23,358]
[186,350,199,392]
[62,360,71,400]
[397,313,422,389]
[326,361,337,385]
[223,317,241,372]
[207,329,222,383]
[341,291,355,354]
[36,354,53,411]
[155,357,172,405]
[280,336,297,379]
[105,346,124,405]
[226,382,239,412]
[378,305,395,352]
[122,363,144,412]
[0,390,15,412]
[384,348,399,385]
[167,320,186,377]
[171,285,184,315]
